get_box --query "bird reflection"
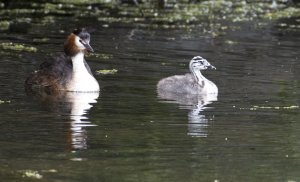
[65,92,99,150]
[157,90,217,137]
[26,89,99,151]
[186,94,217,137]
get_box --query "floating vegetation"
[19,170,43,179]
[0,42,37,52]
[40,169,58,173]
[225,40,238,45]
[0,0,300,32]
[235,105,299,111]
[251,105,299,110]
[33,38,50,43]
[88,53,113,59]
[264,7,300,20]
[0,100,11,104]
[96,69,118,75]
[0,20,9,30]
[41,16,56,24]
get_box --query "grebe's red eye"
[79,39,84,45]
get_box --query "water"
[0,18,299,181]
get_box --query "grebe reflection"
[66,92,99,150]
[26,90,99,151]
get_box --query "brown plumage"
[64,33,80,57]
[25,53,73,94]
[25,28,97,94]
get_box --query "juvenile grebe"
[157,56,218,95]
[25,28,100,92]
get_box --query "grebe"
[25,28,100,92]
[157,56,218,95]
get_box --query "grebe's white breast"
[66,52,100,92]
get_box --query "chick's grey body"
[157,73,202,95]
[157,56,218,97]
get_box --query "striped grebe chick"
[157,56,218,96]
[25,28,100,92]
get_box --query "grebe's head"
[64,28,94,57]
[189,56,216,72]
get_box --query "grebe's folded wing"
[39,53,71,71]
[25,53,72,89]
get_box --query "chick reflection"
[186,94,217,137]
[158,91,217,137]
[26,90,99,151]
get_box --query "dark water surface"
[0,18,299,181]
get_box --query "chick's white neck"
[67,52,100,92]
[191,69,203,84]
[192,69,218,94]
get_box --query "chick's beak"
[208,65,216,70]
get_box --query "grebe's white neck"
[72,52,86,74]
[66,52,100,92]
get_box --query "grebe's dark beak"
[80,39,94,53]
[84,42,94,53]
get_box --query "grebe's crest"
[64,28,93,57]
[73,28,90,40]
[189,56,216,71]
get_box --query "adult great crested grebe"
[25,28,100,93]
[157,56,218,96]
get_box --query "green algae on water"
[19,170,43,179]
[237,105,299,111]
[96,69,118,75]
[0,21,9,30]
[264,7,300,20]
[225,40,238,45]
[0,100,11,104]
[33,38,49,43]
[88,53,113,59]
[1,0,300,32]
[0,42,37,52]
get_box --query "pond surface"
[0,17,299,181]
